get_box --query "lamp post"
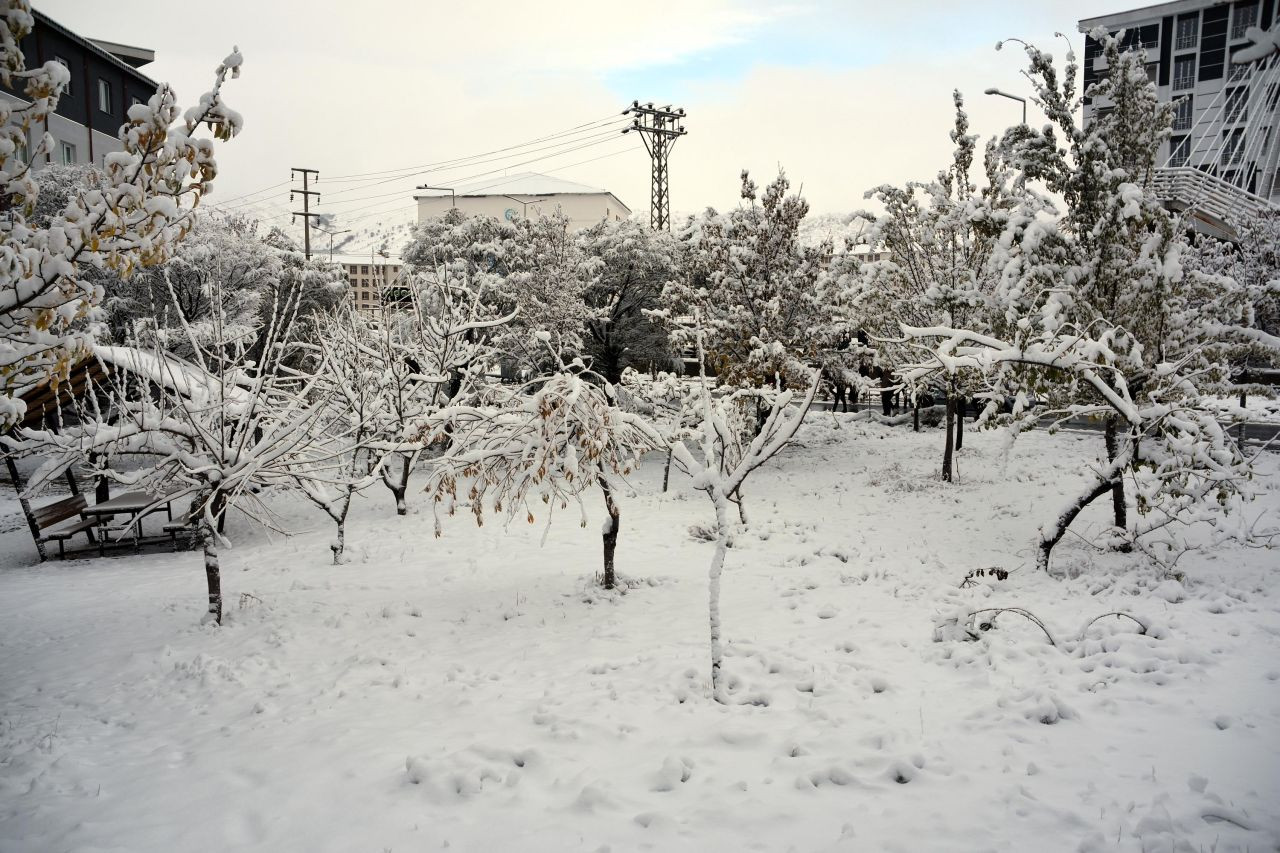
[315,227,350,262]
[417,184,456,210]
[984,87,1027,124]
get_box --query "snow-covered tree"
[422,364,660,590]
[1185,209,1280,400]
[5,278,339,624]
[854,92,1017,479]
[105,214,346,362]
[665,324,820,702]
[896,31,1279,573]
[402,209,594,377]
[0,2,243,427]
[355,270,516,515]
[287,305,391,562]
[662,170,834,394]
[577,219,677,383]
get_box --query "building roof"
[87,38,155,69]
[414,171,631,213]
[1080,0,1229,29]
[326,252,403,267]
[33,9,158,88]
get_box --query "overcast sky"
[42,0,1124,252]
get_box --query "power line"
[325,142,643,236]
[319,123,629,202]
[208,113,629,217]
[323,113,626,182]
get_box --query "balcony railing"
[1231,9,1257,40]
[1173,74,1195,91]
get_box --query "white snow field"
[1,416,1278,853]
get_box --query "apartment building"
[332,254,404,313]
[0,9,159,170]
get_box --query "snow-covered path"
[1,417,1278,852]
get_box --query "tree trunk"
[212,490,228,534]
[599,476,620,590]
[954,396,964,451]
[1238,391,1247,448]
[383,454,410,515]
[708,494,730,704]
[1037,454,1128,574]
[199,517,222,624]
[333,520,345,565]
[662,447,673,493]
[1103,417,1126,529]
[913,399,920,432]
[942,395,955,482]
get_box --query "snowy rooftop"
[414,172,616,200]
[326,253,404,268]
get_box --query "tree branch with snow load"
[0,1,243,426]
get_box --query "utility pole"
[291,167,320,259]
[622,101,687,230]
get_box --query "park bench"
[29,493,98,559]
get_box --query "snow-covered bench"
[27,494,98,560]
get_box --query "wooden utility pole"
[291,168,320,259]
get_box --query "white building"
[1079,0,1280,237]
[415,172,631,231]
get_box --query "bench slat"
[41,517,98,541]
[32,494,88,529]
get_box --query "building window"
[1231,3,1257,40]
[1170,135,1191,167]
[1225,87,1248,123]
[1140,24,1160,50]
[54,56,71,94]
[59,141,76,165]
[1173,55,1196,90]
[361,265,368,274]
[97,78,112,114]
[1176,15,1198,50]
[1221,129,1244,166]
[1173,95,1193,130]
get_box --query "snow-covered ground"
[1,416,1277,853]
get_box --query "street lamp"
[417,184,456,209]
[314,227,350,262]
[984,87,1027,125]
